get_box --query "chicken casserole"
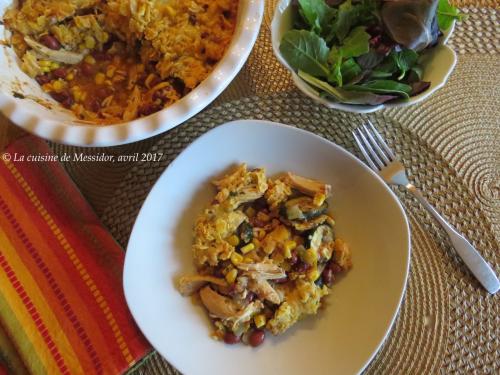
[178,164,352,347]
[3,0,238,123]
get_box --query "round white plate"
[124,119,411,375]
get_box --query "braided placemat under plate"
[93,91,498,375]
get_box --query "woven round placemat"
[45,2,499,374]
[96,92,498,375]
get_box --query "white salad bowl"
[124,119,411,375]
[0,0,264,146]
[271,0,457,114]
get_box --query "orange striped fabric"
[0,136,151,374]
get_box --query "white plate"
[0,0,264,146]
[271,0,456,113]
[124,119,411,375]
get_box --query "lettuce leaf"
[280,30,330,77]
[437,0,465,31]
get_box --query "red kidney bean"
[294,261,311,273]
[39,34,61,50]
[88,98,101,113]
[289,250,298,265]
[249,329,265,347]
[223,332,240,345]
[52,67,68,79]
[50,91,73,109]
[35,74,52,85]
[80,63,94,76]
[139,103,162,117]
[330,263,343,274]
[93,51,112,61]
[96,87,112,99]
[322,268,334,287]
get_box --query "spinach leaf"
[391,49,419,80]
[437,0,464,31]
[340,26,370,58]
[298,0,337,34]
[327,47,343,86]
[328,0,375,43]
[280,30,330,77]
[407,65,424,82]
[344,80,412,98]
[327,27,370,86]
[340,58,362,84]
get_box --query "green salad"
[280,0,463,105]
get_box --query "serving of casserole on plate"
[178,164,353,347]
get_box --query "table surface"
[0,1,499,374]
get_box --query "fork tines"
[353,121,396,171]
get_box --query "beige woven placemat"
[47,2,499,374]
[96,92,498,375]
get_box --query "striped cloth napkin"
[0,135,151,374]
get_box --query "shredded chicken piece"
[24,36,84,64]
[248,277,281,304]
[177,275,227,297]
[199,286,240,319]
[236,262,286,280]
[284,172,331,197]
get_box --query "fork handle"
[407,184,500,294]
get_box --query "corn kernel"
[254,228,266,240]
[52,80,65,92]
[256,212,270,222]
[254,314,267,328]
[84,55,96,65]
[50,61,60,70]
[240,243,255,254]
[313,193,326,207]
[66,73,74,81]
[95,73,106,85]
[302,248,317,265]
[225,269,238,284]
[84,35,96,49]
[243,257,254,263]
[226,235,239,247]
[230,252,243,265]
[106,65,116,78]
[308,269,320,282]
[41,66,51,73]
[39,60,51,67]
[245,206,256,218]
[283,240,297,259]
[252,238,260,247]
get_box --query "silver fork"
[353,121,499,294]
